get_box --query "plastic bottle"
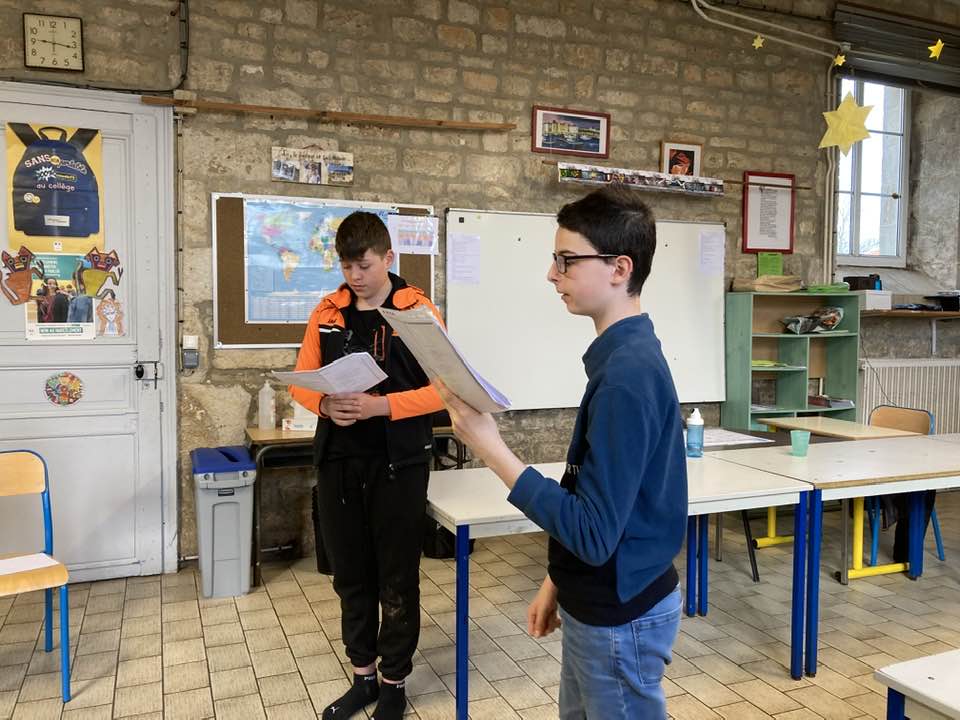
[257,381,276,430]
[686,407,704,458]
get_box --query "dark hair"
[556,185,656,296]
[335,211,391,261]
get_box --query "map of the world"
[243,199,390,323]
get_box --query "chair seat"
[0,553,69,597]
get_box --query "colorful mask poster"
[6,123,104,253]
[44,371,83,406]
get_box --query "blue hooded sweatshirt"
[508,314,687,625]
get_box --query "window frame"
[834,78,911,268]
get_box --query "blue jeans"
[559,586,681,719]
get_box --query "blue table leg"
[455,525,470,720]
[686,517,697,617]
[908,492,924,580]
[805,490,822,677]
[698,515,709,616]
[790,492,808,680]
[886,688,905,719]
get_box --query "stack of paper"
[378,306,510,413]
[273,352,387,394]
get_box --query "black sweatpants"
[316,456,428,681]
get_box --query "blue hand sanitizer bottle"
[686,408,704,458]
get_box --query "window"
[835,79,910,267]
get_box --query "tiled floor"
[2,492,959,719]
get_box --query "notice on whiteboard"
[699,228,724,275]
[448,233,481,285]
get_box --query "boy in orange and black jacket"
[290,212,443,720]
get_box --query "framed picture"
[742,170,796,253]
[661,141,702,177]
[531,105,610,158]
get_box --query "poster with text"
[6,122,104,254]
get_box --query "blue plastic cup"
[790,430,811,457]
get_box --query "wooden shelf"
[752,331,856,338]
[751,365,807,372]
[751,405,854,415]
[861,310,960,319]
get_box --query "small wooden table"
[244,428,315,586]
[760,415,919,440]
[875,649,960,719]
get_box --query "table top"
[245,428,314,446]
[712,435,960,490]
[759,416,919,440]
[426,457,809,530]
[874,649,960,717]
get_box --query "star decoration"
[752,35,764,50]
[819,92,873,156]
[833,53,846,67]
[929,38,945,60]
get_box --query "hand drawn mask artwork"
[73,247,123,298]
[0,245,46,305]
[95,289,124,337]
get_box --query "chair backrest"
[0,450,53,555]
[869,405,934,435]
[0,450,47,496]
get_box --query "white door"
[0,83,176,581]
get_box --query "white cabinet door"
[0,83,175,581]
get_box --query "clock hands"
[37,37,74,50]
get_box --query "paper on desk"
[273,352,387,394]
[378,306,510,413]
[0,553,58,576]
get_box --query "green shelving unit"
[722,292,860,431]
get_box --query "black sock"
[370,680,406,720]
[321,673,379,719]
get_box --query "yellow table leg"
[754,506,794,548]
[847,496,909,579]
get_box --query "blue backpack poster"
[6,122,104,254]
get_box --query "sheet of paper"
[447,233,481,285]
[388,215,439,255]
[378,306,510,413]
[699,228,724,275]
[683,428,775,447]
[0,553,57,576]
[273,352,387,394]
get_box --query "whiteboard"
[445,209,725,410]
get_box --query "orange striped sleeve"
[289,308,325,416]
[385,296,445,420]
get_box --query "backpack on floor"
[9,123,100,237]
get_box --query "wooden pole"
[141,95,516,132]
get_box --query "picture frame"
[742,170,796,253]
[660,141,703,177]
[531,105,610,158]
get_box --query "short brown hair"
[335,212,391,261]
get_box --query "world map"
[243,199,390,323]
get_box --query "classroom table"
[760,415,919,440]
[712,435,960,678]
[244,428,315,586]
[426,457,815,719]
[875,649,960,720]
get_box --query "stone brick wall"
[2,0,957,557]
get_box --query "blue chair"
[866,406,945,565]
[0,450,71,701]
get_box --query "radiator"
[859,359,960,433]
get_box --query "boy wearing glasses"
[438,186,687,719]
[290,211,443,720]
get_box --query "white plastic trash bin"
[190,446,256,598]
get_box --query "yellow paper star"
[752,34,764,50]
[929,38,945,59]
[833,53,846,67]
[819,92,873,156]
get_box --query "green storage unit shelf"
[722,292,860,431]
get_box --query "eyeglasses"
[552,252,618,274]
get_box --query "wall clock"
[23,13,84,72]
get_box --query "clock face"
[23,13,84,72]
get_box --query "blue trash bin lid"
[190,446,256,474]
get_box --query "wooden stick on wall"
[141,95,516,132]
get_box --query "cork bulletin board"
[212,193,435,348]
